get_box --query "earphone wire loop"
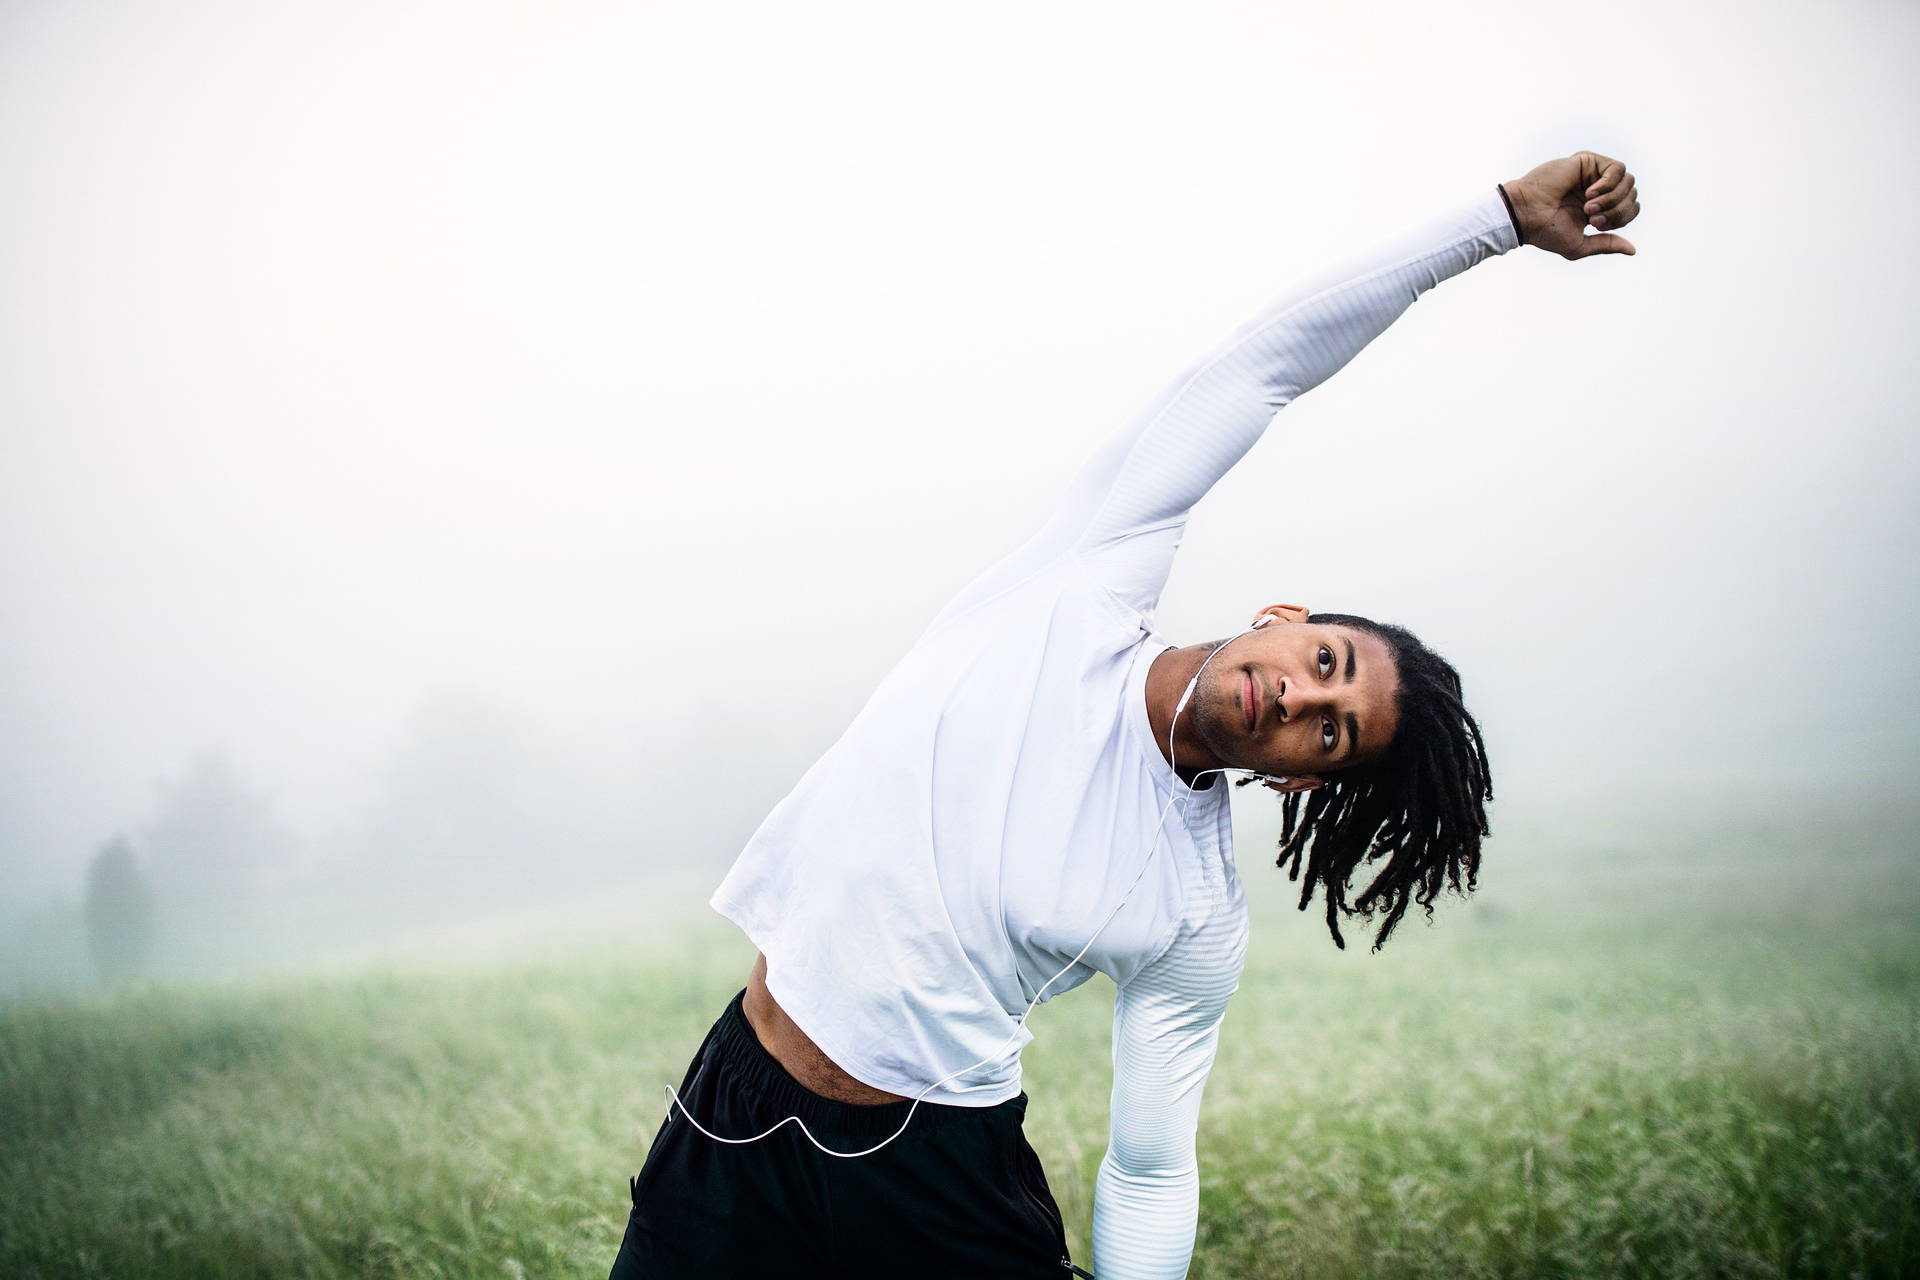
[661,621,1268,1157]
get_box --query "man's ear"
[1260,773,1324,794]
[1251,603,1310,628]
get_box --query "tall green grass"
[3,808,1916,1278]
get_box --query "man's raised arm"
[929,152,1641,626]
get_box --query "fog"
[5,0,1916,987]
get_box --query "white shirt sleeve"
[1092,894,1249,1279]
[931,189,1520,625]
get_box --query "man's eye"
[1321,717,1337,750]
[1317,645,1334,679]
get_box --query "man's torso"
[742,951,907,1104]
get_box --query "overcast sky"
[4,0,1916,909]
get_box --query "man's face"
[1189,618,1402,784]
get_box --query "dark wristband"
[1496,182,1523,242]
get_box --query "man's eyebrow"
[1343,636,1356,682]
[1344,711,1361,762]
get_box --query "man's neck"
[1145,642,1229,784]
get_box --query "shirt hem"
[708,889,1027,1110]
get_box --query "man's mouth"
[1244,670,1259,733]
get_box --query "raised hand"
[1504,151,1641,260]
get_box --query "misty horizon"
[5,0,1917,989]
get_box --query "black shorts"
[608,987,1090,1279]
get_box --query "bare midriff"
[743,953,909,1106]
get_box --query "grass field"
[3,798,1918,1278]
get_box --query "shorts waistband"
[708,987,1026,1139]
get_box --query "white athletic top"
[711,188,1520,1278]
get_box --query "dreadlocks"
[1235,613,1491,951]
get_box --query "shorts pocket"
[1009,1132,1069,1255]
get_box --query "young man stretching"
[608,150,1642,1280]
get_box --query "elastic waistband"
[708,987,1025,1139]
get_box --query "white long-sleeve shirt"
[711,188,1520,1278]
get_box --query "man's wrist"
[1496,182,1524,245]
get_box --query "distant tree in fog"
[351,694,547,912]
[142,747,295,924]
[83,836,156,983]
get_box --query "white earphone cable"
[661,617,1278,1157]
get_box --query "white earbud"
[1251,614,1275,628]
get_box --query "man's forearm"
[1063,189,1522,543]
[1092,1155,1201,1279]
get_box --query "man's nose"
[1275,676,1330,722]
